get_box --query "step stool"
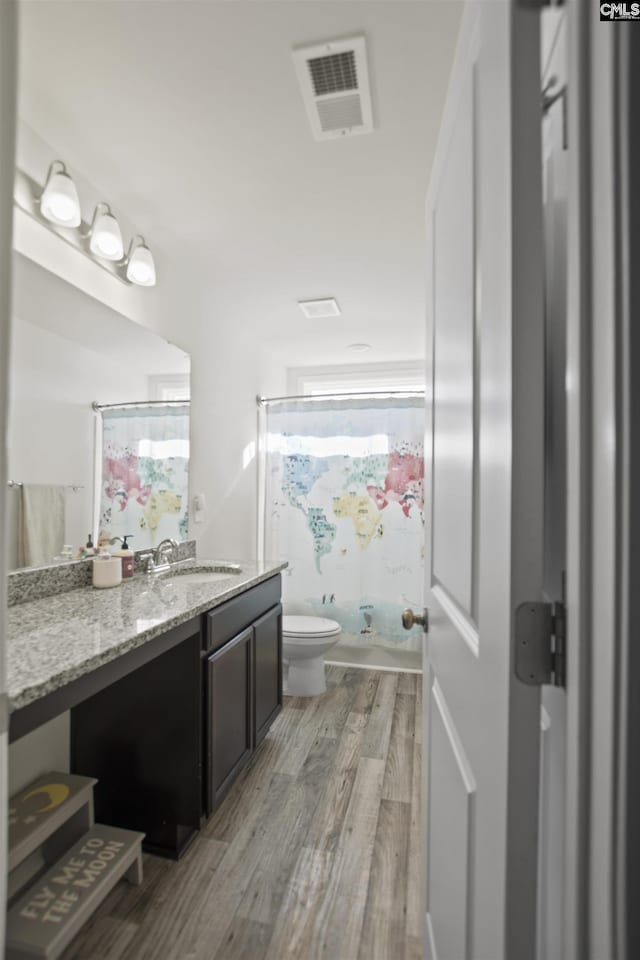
[6,772,144,959]
[6,823,144,959]
[9,773,97,878]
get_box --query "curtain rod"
[7,481,85,491]
[92,399,191,412]
[257,389,425,405]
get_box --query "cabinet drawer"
[205,574,281,652]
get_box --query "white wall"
[9,715,70,796]
[186,337,286,561]
[187,329,259,559]
[260,346,288,400]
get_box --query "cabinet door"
[207,625,253,813]
[253,604,283,746]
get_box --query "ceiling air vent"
[298,298,341,320]
[292,36,373,142]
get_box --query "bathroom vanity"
[7,560,286,858]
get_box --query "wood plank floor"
[61,666,423,960]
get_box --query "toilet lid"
[282,615,341,637]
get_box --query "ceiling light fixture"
[39,160,81,227]
[126,236,156,287]
[347,342,371,352]
[88,202,124,260]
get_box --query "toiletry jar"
[93,556,122,589]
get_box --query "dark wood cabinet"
[68,575,283,846]
[70,619,202,859]
[206,625,254,812]
[204,577,283,815]
[254,604,282,746]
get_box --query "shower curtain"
[263,396,425,651]
[98,404,190,550]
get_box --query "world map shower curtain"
[263,396,425,651]
[98,404,190,550]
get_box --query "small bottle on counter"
[92,550,123,589]
[85,533,95,555]
[114,535,135,578]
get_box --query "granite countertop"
[7,559,287,713]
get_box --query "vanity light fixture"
[17,160,158,287]
[39,160,81,227]
[125,236,156,287]
[88,202,124,261]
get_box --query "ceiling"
[17,0,462,368]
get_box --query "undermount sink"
[160,563,242,584]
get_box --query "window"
[148,374,190,401]
[287,362,425,397]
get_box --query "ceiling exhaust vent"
[298,298,341,319]
[292,36,373,141]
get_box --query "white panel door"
[422,4,546,959]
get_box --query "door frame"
[583,7,640,960]
[616,19,640,960]
[563,1,591,958]
[0,1,18,953]
[559,2,630,958]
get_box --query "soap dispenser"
[114,535,135,578]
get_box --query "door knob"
[402,608,429,632]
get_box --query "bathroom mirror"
[6,252,191,570]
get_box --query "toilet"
[282,615,342,696]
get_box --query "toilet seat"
[282,615,341,640]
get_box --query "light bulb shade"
[40,166,81,227]
[89,208,124,261]
[127,240,156,286]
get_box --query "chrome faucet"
[140,538,180,575]
[155,538,179,562]
[153,538,179,573]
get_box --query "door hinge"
[514,601,566,688]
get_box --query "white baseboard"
[325,659,422,675]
